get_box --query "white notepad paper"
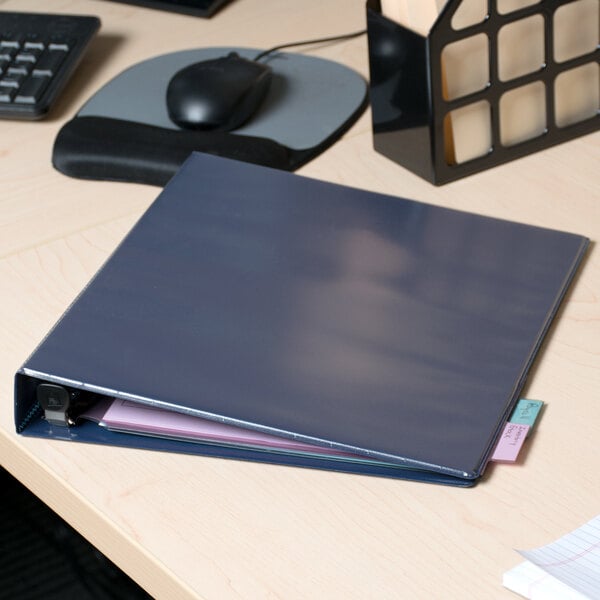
[503,515,600,600]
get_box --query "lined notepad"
[503,515,600,599]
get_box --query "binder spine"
[14,372,42,433]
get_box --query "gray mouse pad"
[81,48,367,150]
[52,48,368,185]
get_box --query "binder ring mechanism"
[36,383,97,427]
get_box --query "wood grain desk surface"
[1,1,599,598]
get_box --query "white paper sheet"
[504,515,600,600]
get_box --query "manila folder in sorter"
[15,153,588,486]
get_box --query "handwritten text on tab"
[491,422,530,462]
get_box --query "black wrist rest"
[52,116,309,186]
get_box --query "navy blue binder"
[15,153,588,486]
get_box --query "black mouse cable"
[253,29,367,62]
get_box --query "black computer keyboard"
[0,12,100,119]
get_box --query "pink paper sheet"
[102,398,352,456]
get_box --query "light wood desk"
[1,1,599,598]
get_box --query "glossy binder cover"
[15,153,588,486]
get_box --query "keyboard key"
[15,52,38,64]
[14,74,50,103]
[8,65,30,76]
[0,36,23,48]
[33,49,67,75]
[48,36,75,50]
[49,43,71,52]
[0,47,18,60]
[23,32,45,46]
[0,88,16,102]
[24,41,45,51]
[0,73,24,88]
[21,47,43,59]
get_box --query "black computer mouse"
[166,52,273,131]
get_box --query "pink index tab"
[491,422,530,462]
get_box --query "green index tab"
[509,399,543,436]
